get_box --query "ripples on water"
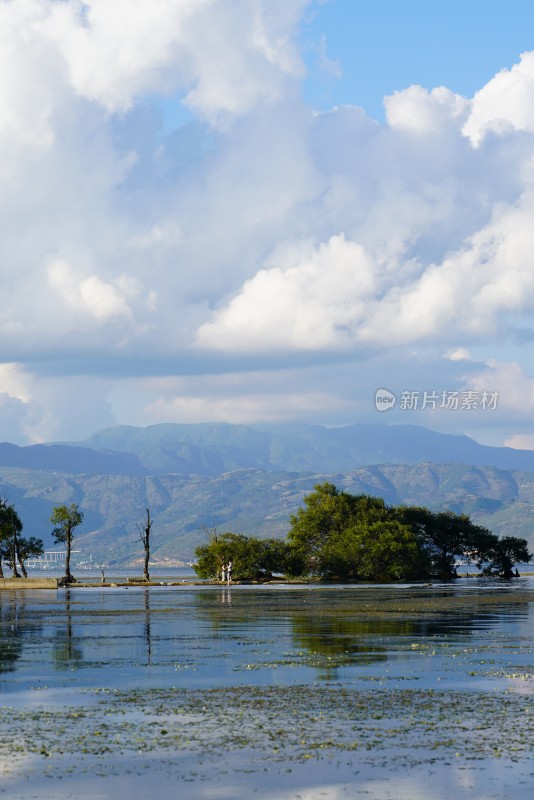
[2,576,534,692]
[1,575,534,799]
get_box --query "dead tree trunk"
[137,508,152,582]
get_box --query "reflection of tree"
[290,607,504,679]
[144,588,152,665]
[0,594,24,673]
[293,616,396,657]
[53,590,83,668]
[291,616,394,679]
[193,586,533,678]
[1,593,46,675]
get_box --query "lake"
[1,577,534,799]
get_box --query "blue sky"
[2,0,534,449]
[300,0,534,118]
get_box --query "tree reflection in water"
[53,589,83,669]
[289,615,477,679]
[1,591,48,678]
[0,592,24,674]
[193,586,524,680]
[144,588,151,665]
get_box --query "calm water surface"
[1,578,534,799]
[0,579,531,690]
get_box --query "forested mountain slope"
[1,461,533,565]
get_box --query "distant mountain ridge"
[70,421,534,475]
[0,441,147,475]
[1,461,534,564]
[2,422,534,565]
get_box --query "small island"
[194,482,531,583]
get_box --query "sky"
[2,0,534,448]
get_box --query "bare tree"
[137,507,152,582]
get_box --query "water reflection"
[53,590,83,669]
[0,591,49,677]
[219,589,232,607]
[2,582,534,800]
[290,616,388,679]
[144,588,151,665]
[0,593,24,673]
[194,584,533,680]
[0,582,533,690]
[289,611,496,679]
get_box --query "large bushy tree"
[287,483,423,580]
[286,482,530,581]
[396,507,497,579]
[481,535,532,578]
[287,483,389,576]
[320,519,431,581]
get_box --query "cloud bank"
[1,0,534,444]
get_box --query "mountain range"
[1,422,533,565]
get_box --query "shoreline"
[1,572,533,590]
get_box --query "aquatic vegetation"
[1,581,534,796]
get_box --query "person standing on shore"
[227,560,232,585]
[220,563,227,582]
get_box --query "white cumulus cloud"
[196,234,376,350]
[385,85,469,135]
[47,260,134,322]
[2,1,534,443]
[37,0,307,121]
[464,51,534,145]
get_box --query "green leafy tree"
[320,520,431,581]
[482,536,532,578]
[0,500,44,579]
[256,537,294,578]
[397,507,495,579]
[194,532,291,581]
[288,483,402,578]
[0,500,21,578]
[1,535,44,579]
[0,501,39,578]
[18,537,44,576]
[50,504,84,584]
[287,485,506,581]
[287,483,384,575]
[193,528,225,579]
